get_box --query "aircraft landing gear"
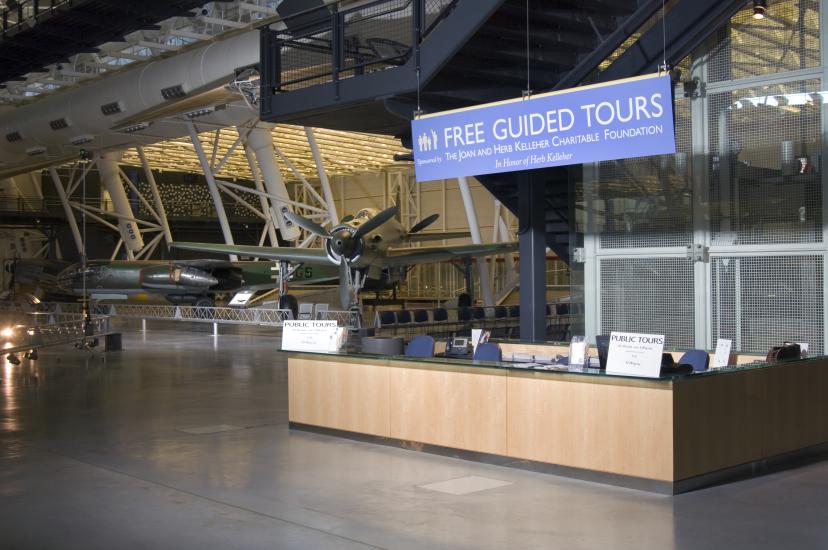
[193,296,215,319]
[279,294,298,320]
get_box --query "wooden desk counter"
[287,352,828,493]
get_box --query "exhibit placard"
[712,339,732,368]
[411,73,676,181]
[282,320,346,353]
[605,332,665,378]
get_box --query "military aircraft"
[171,205,518,310]
[5,258,339,308]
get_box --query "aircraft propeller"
[285,211,331,239]
[286,205,400,309]
[409,213,439,234]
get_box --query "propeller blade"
[353,205,399,240]
[409,213,439,234]
[285,211,331,239]
[338,258,351,310]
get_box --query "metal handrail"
[2,1,72,38]
[1,314,111,355]
[271,0,457,91]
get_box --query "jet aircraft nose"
[178,267,219,287]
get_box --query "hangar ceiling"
[0,0,275,104]
[121,124,410,181]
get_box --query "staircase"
[260,0,748,262]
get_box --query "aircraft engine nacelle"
[140,265,218,290]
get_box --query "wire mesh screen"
[425,0,455,31]
[708,79,822,246]
[600,257,695,348]
[711,255,823,354]
[276,0,457,91]
[342,0,413,76]
[707,0,820,83]
[596,96,692,249]
[279,35,335,91]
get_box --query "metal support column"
[48,166,84,256]
[518,172,546,341]
[243,143,279,247]
[246,126,301,242]
[98,151,145,253]
[305,127,339,225]
[458,177,494,306]
[187,121,238,261]
[137,145,173,246]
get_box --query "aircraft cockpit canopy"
[354,208,379,220]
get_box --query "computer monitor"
[596,335,610,370]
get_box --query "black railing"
[261,0,456,98]
[1,0,69,38]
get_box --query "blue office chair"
[433,308,448,322]
[396,310,412,324]
[378,311,397,327]
[413,309,429,323]
[679,349,710,372]
[473,342,502,361]
[472,307,486,320]
[458,307,473,321]
[405,335,435,357]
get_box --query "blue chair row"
[377,308,449,327]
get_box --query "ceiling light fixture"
[122,122,150,133]
[753,0,767,20]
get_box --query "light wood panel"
[288,357,390,437]
[389,366,508,455]
[288,353,828,486]
[507,373,674,480]
[673,358,828,480]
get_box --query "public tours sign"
[411,73,676,182]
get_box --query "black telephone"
[445,333,472,357]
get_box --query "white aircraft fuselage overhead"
[0,29,262,179]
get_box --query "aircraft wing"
[384,242,518,267]
[173,259,241,269]
[404,231,471,243]
[170,242,332,264]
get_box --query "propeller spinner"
[286,205,399,309]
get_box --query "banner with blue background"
[411,73,676,182]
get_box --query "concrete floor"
[1,329,827,549]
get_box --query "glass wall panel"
[599,257,695,348]
[595,97,693,249]
[711,255,824,353]
[709,79,822,246]
[708,0,820,82]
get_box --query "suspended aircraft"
[171,205,518,310]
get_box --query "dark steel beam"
[518,171,547,342]
[554,0,663,90]
[596,0,746,81]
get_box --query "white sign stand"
[712,339,732,368]
[605,332,665,378]
[282,320,346,353]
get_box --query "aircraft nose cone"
[178,268,218,287]
[331,236,353,258]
